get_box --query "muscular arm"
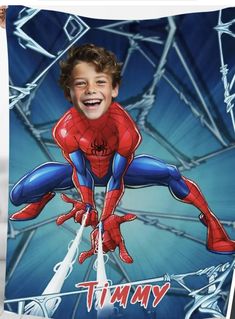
[100,125,141,221]
[100,105,142,221]
[101,152,133,221]
[54,149,98,228]
[64,150,95,208]
[53,110,96,211]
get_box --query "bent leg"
[124,154,189,199]
[10,162,73,206]
[125,155,235,254]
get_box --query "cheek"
[70,90,81,101]
[104,87,114,99]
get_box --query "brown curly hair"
[59,43,122,100]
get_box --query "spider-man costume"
[10,102,235,263]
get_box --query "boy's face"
[69,61,119,120]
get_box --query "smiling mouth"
[83,99,102,107]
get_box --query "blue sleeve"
[107,152,128,191]
[69,150,93,188]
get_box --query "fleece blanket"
[3,5,235,319]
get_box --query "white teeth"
[83,99,101,105]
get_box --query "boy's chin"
[83,111,106,120]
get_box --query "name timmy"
[77,281,170,311]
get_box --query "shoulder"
[52,107,81,152]
[110,102,140,135]
[53,107,74,141]
[109,102,136,128]
[110,103,142,156]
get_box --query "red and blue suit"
[10,102,235,262]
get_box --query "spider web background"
[4,5,235,319]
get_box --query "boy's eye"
[74,80,87,87]
[97,80,107,85]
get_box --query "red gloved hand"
[56,194,98,228]
[78,213,136,264]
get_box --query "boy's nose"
[86,84,96,94]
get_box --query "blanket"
[2,4,235,319]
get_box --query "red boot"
[10,192,55,221]
[182,177,235,254]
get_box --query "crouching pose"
[10,44,235,263]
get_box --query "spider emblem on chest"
[91,139,108,156]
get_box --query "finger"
[79,229,97,263]
[78,249,94,264]
[91,229,99,247]
[75,210,84,224]
[91,211,98,228]
[103,231,116,251]
[102,245,110,253]
[119,213,136,224]
[56,215,66,226]
[118,240,133,263]
[56,210,76,225]
[61,193,76,204]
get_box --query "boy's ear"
[112,84,119,98]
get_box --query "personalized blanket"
[3,5,235,319]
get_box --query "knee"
[167,166,189,199]
[10,183,24,206]
[167,165,181,181]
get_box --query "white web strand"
[24,209,89,318]
[94,223,114,318]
